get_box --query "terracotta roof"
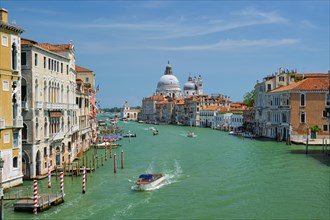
[201,106,227,111]
[272,78,329,92]
[295,73,327,78]
[21,38,38,45]
[149,95,165,101]
[76,65,93,72]
[37,43,73,51]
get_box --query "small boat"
[187,131,195,138]
[135,174,165,191]
[123,133,136,138]
[94,142,121,149]
[153,130,159,135]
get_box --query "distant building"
[122,100,140,121]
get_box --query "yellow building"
[0,8,24,188]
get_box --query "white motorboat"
[134,174,165,191]
[187,131,196,138]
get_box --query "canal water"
[4,120,330,219]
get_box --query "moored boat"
[134,174,165,191]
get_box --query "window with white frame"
[13,157,18,168]
[1,34,8,46]
[300,93,305,106]
[300,112,306,123]
[323,124,328,132]
[2,80,9,91]
[4,132,10,143]
[34,53,38,66]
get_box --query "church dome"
[156,62,181,95]
[157,75,181,91]
[184,81,196,90]
[183,74,196,90]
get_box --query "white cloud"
[153,38,300,51]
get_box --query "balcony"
[46,103,64,110]
[22,101,29,110]
[35,101,43,109]
[81,127,91,135]
[13,117,23,128]
[50,131,65,141]
[71,125,79,133]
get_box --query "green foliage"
[310,125,321,133]
[243,89,256,107]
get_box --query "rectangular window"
[44,57,46,68]
[66,65,69,75]
[61,63,63,73]
[1,34,8,46]
[2,80,9,91]
[300,112,306,123]
[48,58,51,70]
[21,52,27,65]
[13,132,18,148]
[34,53,38,66]
[267,84,271,91]
[4,132,10,143]
[323,124,328,132]
[323,110,327,117]
[86,77,89,82]
[279,76,284,81]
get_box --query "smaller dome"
[184,81,197,90]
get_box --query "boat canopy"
[139,174,154,180]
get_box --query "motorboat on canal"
[187,131,196,138]
[123,133,136,138]
[134,174,165,191]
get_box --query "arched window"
[12,42,17,70]
[300,94,305,106]
[13,157,18,168]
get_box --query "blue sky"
[2,0,329,108]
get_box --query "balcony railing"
[13,117,23,128]
[45,103,64,110]
[35,101,43,109]
[50,131,65,141]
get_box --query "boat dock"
[10,193,65,213]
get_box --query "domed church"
[155,62,182,98]
[183,74,203,96]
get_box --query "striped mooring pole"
[60,172,64,195]
[48,163,51,188]
[82,167,86,194]
[33,179,38,215]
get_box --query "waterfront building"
[121,100,140,121]
[0,8,24,188]
[21,39,77,178]
[254,69,329,139]
[75,78,94,154]
[155,98,175,124]
[141,95,164,122]
[200,106,227,128]
[268,76,329,140]
[75,65,98,147]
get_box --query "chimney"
[0,8,8,23]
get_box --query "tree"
[243,89,255,107]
